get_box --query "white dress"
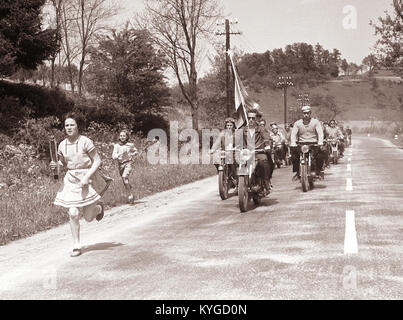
[54,135,107,208]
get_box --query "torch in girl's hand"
[49,135,59,180]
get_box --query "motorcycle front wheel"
[252,196,261,205]
[333,151,338,164]
[301,164,310,192]
[238,176,249,212]
[308,175,314,189]
[218,167,229,200]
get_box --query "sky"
[113,0,395,76]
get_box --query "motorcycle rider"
[258,117,275,186]
[322,121,331,168]
[284,123,292,165]
[270,124,286,165]
[284,124,292,145]
[259,118,267,128]
[210,117,238,188]
[238,110,273,194]
[290,105,325,181]
[346,126,352,146]
[326,119,344,157]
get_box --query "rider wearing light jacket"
[326,119,344,157]
[290,105,325,180]
[211,117,237,179]
[271,124,286,164]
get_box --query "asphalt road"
[0,136,401,299]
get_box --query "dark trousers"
[256,152,274,184]
[339,140,344,155]
[323,143,330,167]
[290,146,324,175]
[266,152,274,180]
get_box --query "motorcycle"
[345,135,351,147]
[272,144,283,168]
[237,148,271,212]
[298,142,321,192]
[327,138,339,165]
[215,149,237,200]
[285,145,292,166]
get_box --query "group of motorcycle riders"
[210,104,353,198]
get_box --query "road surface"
[0,136,401,299]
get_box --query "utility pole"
[297,93,310,107]
[216,19,241,117]
[276,76,294,128]
[296,93,309,122]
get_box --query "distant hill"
[247,77,403,124]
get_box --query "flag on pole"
[228,50,249,128]
[228,50,261,128]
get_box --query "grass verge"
[0,148,216,245]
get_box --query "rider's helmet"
[260,119,267,126]
[252,102,261,113]
[224,117,235,125]
[272,124,279,132]
[301,105,311,113]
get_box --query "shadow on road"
[260,198,279,207]
[130,201,147,206]
[240,198,279,212]
[293,184,327,190]
[81,242,125,254]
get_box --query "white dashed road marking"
[346,178,353,191]
[347,164,351,172]
[344,210,358,254]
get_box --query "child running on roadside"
[112,130,138,203]
[50,112,111,257]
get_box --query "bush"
[0,80,74,120]
[0,95,33,134]
[13,116,63,158]
[132,112,169,136]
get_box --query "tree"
[137,0,222,130]
[311,94,341,120]
[341,59,349,75]
[0,0,58,77]
[59,0,81,93]
[348,63,360,76]
[68,0,119,96]
[47,0,63,88]
[370,0,402,76]
[362,54,378,76]
[86,25,170,113]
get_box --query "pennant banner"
[228,50,260,128]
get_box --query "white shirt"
[112,142,137,164]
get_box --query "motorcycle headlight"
[301,145,309,154]
[240,149,252,163]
